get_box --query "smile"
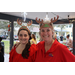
[43,35,49,37]
[21,39,27,41]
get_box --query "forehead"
[19,30,28,34]
[40,27,52,30]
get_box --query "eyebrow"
[19,33,28,35]
[42,28,51,30]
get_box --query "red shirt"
[34,39,75,62]
[9,44,37,62]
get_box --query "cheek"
[26,36,30,40]
[48,32,53,37]
[27,37,29,40]
[52,31,54,36]
[18,36,21,39]
[40,32,43,37]
[18,36,29,40]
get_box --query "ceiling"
[1,12,75,20]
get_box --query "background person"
[60,35,63,44]
[53,33,59,42]
[30,34,37,44]
[63,34,73,53]
[0,37,4,56]
[0,37,4,62]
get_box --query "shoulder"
[9,46,16,55]
[69,38,72,41]
[57,42,75,61]
[31,38,34,41]
[36,41,44,46]
[29,44,36,49]
[57,42,69,53]
[54,40,67,50]
[9,46,16,62]
[57,40,67,48]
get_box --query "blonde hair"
[53,33,57,39]
[39,20,54,30]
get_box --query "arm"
[29,44,38,61]
[60,45,75,62]
[9,50,13,62]
[67,39,73,48]
[9,47,16,62]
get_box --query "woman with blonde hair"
[33,16,75,62]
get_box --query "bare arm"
[67,39,73,48]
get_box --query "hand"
[12,42,20,49]
[32,41,35,44]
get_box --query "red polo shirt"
[34,39,75,62]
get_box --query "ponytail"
[22,41,31,59]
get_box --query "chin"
[21,42,26,44]
[43,39,48,42]
[22,43,26,44]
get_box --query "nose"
[22,35,25,39]
[43,31,47,35]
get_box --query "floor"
[4,53,9,62]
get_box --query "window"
[71,32,73,37]
[66,25,68,28]
[69,25,71,28]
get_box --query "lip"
[20,39,27,40]
[43,35,49,37]
[22,39,26,41]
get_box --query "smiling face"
[18,30,30,44]
[40,27,54,42]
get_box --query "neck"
[19,43,26,48]
[45,39,54,46]
[45,39,54,52]
[16,43,27,54]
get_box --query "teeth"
[43,36,49,37]
[21,39,26,41]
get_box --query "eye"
[24,34,27,37]
[50,23,52,26]
[41,30,45,32]
[19,34,22,37]
[47,29,50,32]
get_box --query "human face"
[18,30,30,44]
[40,27,53,42]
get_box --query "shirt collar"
[41,39,59,53]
